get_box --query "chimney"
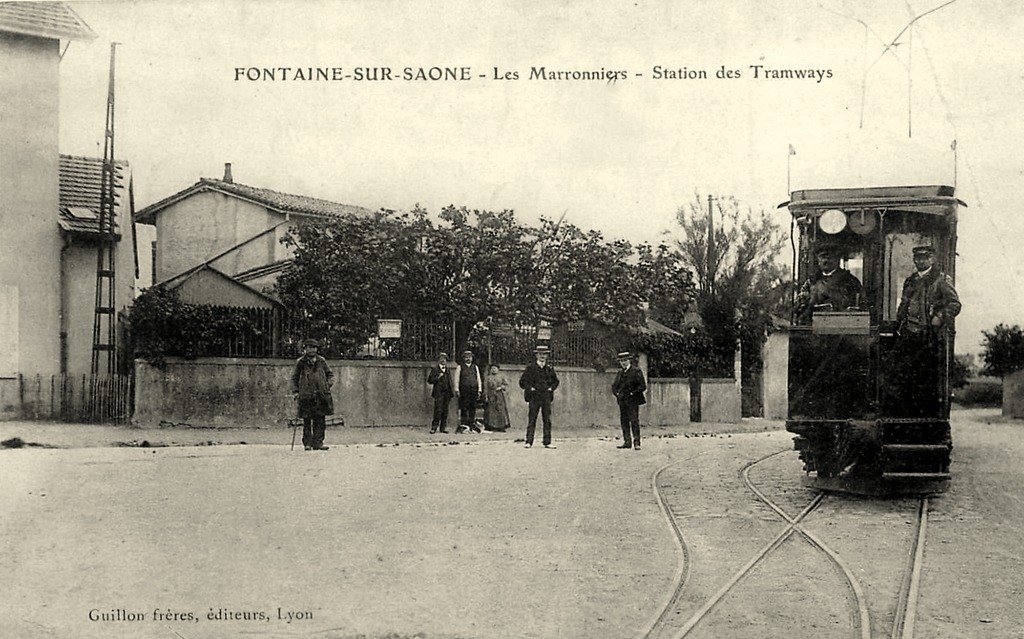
[223,162,233,183]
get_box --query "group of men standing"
[290,340,651,451]
[426,346,649,450]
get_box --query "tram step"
[881,444,950,451]
[881,472,951,480]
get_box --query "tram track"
[643,448,932,639]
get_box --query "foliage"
[668,194,788,377]
[628,330,723,378]
[951,354,974,389]
[980,324,1024,378]
[128,287,272,366]
[951,379,1002,407]
[276,206,697,354]
[276,210,439,353]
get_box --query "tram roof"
[779,185,966,214]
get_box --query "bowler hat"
[814,243,840,256]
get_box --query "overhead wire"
[903,0,1013,277]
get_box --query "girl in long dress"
[485,364,511,432]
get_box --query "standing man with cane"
[292,338,335,451]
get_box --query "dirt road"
[1,409,1019,638]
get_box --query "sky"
[57,0,1024,355]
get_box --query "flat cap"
[912,245,936,255]
[302,338,320,347]
[534,345,550,354]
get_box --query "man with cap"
[611,351,647,450]
[795,243,865,322]
[426,352,454,434]
[518,345,560,448]
[453,350,483,433]
[892,245,961,416]
[291,338,335,451]
[896,245,961,336]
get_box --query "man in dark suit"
[612,350,647,450]
[426,352,453,434]
[518,345,560,449]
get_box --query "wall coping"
[650,377,735,384]
[138,357,610,374]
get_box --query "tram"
[782,185,964,493]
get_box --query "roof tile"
[0,2,96,41]
[137,177,373,221]
[58,154,130,236]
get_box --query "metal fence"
[7,374,133,423]
[165,307,457,361]
[139,303,615,367]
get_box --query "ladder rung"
[92,344,115,351]
[95,307,115,314]
[97,270,115,277]
[881,472,951,480]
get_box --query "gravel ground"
[1,408,1020,639]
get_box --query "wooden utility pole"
[706,194,715,295]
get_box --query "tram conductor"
[896,245,961,336]
[892,245,961,416]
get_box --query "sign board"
[811,311,871,335]
[377,319,402,339]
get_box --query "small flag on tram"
[788,144,797,155]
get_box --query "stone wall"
[135,358,712,428]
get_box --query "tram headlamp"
[818,209,847,234]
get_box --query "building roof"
[0,2,96,41]
[136,176,374,223]
[233,259,292,284]
[643,317,684,337]
[58,154,129,236]
[162,264,284,308]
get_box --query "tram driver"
[795,243,865,323]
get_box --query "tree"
[669,194,788,378]
[276,210,439,354]
[276,205,692,355]
[981,324,1024,377]
[951,353,974,389]
[420,205,538,347]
